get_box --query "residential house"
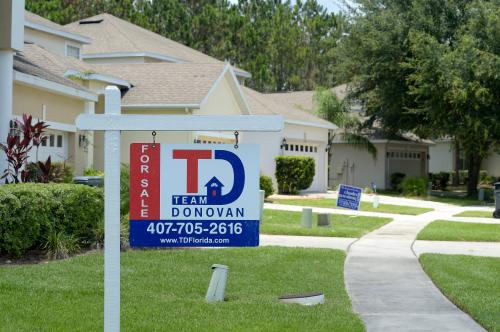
[267,86,433,190]
[429,139,500,177]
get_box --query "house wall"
[330,142,386,190]
[241,131,282,189]
[12,83,90,174]
[195,75,243,116]
[219,125,330,193]
[482,149,500,177]
[429,140,454,173]
[386,142,429,188]
[24,27,82,57]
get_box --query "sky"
[227,1,351,14]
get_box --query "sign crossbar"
[76,114,284,132]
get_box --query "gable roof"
[264,85,349,113]
[13,50,97,101]
[20,43,130,88]
[25,11,91,44]
[64,13,250,77]
[93,62,229,107]
[243,87,335,129]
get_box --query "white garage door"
[283,142,324,192]
[30,130,69,163]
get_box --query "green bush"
[83,167,104,176]
[0,183,103,257]
[390,172,406,191]
[120,163,130,216]
[429,172,450,190]
[401,177,428,197]
[51,162,74,183]
[259,175,274,198]
[275,156,315,194]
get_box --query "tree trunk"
[452,140,460,186]
[466,153,482,198]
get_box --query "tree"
[313,88,377,182]
[335,0,500,196]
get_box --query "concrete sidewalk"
[259,234,356,251]
[413,240,500,258]
[344,210,485,331]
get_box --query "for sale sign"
[129,143,260,247]
[336,184,362,211]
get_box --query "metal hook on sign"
[234,131,239,149]
[152,131,157,148]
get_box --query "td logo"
[172,149,245,205]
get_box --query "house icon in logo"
[206,176,224,204]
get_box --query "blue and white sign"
[336,184,362,211]
[129,143,260,247]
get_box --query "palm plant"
[313,87,377,158]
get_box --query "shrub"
[83,167,104,176]
[259,175,274,198]
[50,162,74,183]
[43,228,80,260]
[120,163,130,216]
[429,172,450,190]
[275,156,315,194]
[479,170,494,186]
[0,183,103,257]
[390,172,406,191]
[401,177,428,197]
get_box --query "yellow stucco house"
[2,9,334,192]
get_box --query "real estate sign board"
[129,143,260,247]
[336,184,362,210]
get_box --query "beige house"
[2,10,333,192]
[267,88,432,190]
[429,139,500,177]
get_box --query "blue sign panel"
[336,184,362,210]
[129,144,260,247]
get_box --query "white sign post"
[76,86,283,332]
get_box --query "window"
[49,135,55,147]
[300,145,304,152]
[314,147,317,153]
[66,45,80,59]
[57,135,63,148]
[305,146,309,152]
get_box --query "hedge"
[401,177,428,197]
[259,175,274,198]
[0,183,103,257]
[275,156,315,194]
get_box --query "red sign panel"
[130,143,160,220]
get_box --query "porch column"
[0,0,24,178]
[0,50,14,176]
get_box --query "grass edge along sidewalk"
[417,220,500,242]
[262,209,392,238]
[453,210,493,218]
[0,247,364,331]
[419,254,500,331]
[273,198,433,215]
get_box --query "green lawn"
[427,195,490,207]
[273,198,432,215]
[262,209,392,238]
[0,248,364,331]
[417,220,500,242]
[453,210,494,218]
[420,254,500,331]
